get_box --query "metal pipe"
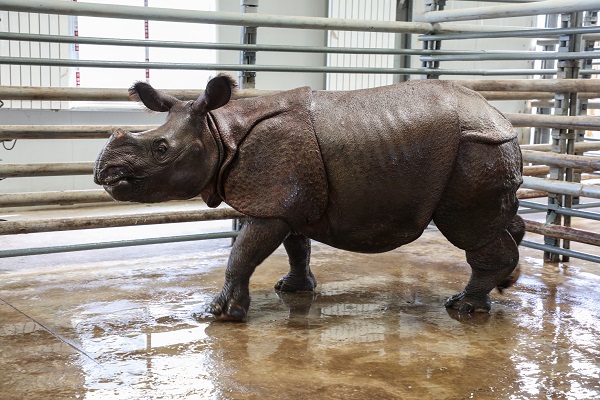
[415,0,600,23]
[458,0,545,2]
[0,189,113,207]
[506,114,600,130]
[525,219,600,247]
[0,162,93,178]
[0,0,531,35]
[421,50,600,62]
[517,189,548,199]
[0,56,557,76]
[0,86,276,102]
[0,207,244,235]
[520,200,600,221]
[523,166,594,176]
[521,176,600,198]
[456,79,600,92]
[0,0,434,34]
[521,150,600,171]
[0,31,445,56]
[521,142,600,152]
[0,231,239,259]
[0,125,153,140]
[3,80,599,102]
[418,25,600,41]
[521,239,600,264]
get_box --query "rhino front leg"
[274,233,317,292]
[209,218,291,321]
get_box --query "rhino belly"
[304,86,462,253]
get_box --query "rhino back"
[306,80,469,252]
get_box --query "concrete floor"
[1,202,599,399]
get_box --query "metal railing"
[0,0,599,264]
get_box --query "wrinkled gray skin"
[95,74,524,321]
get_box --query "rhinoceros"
[94,74,524,321]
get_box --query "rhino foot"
[207,288,250,322]
[444,292,491,313]
[274,271,317,292]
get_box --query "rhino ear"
[129,81,178,112]
[193,73,237,113]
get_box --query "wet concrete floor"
[1,202,599,399]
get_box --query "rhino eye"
[153,139,169,159]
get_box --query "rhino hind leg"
[275,233,317,292]
[444,229,520,312]
[432,139,523,312]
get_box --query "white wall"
[216,0,327,90]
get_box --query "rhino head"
[94,74,236,203]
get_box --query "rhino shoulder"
[218,87,329,228]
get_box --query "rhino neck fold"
[199,113,225,208]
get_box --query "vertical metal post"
[232,0,258,242]
[239,0,258,89]
[544,12,583,262]
[533,14,558,145]
[144,0,149,83]
[394,0,413,83]
[422,0,445,79]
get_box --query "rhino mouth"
[95,165,136,188]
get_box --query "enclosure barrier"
[0,0,599,263]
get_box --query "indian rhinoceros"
[94,74,524,321]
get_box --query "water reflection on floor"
[1,226,599,399]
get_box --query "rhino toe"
[274,272,317,292]
[444,292,491,313]
[208,290,250,322]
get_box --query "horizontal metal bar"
[521,239,600,264]
[419,25,600,41]
[0,189,113,207]
[579,69,600,75]
[0,0,531,35]
[521,176,600,198]
[0,56,426,74]
[4,80,597,103]
[0,32,439,56]
[457,79,600,92]
[0,207,244,235]
[519,200,600,221]
[506,114,600,130]
[0,87,274,102]
[522,150,600,170]
[0,0,434,34]
[524,219,600,247]
[517,189,548,199]
[421,51,600,62]
[0,231,239,259]
[457,0,545,2]
[415,0,600,23]
[521,142,600,152]
[0,162,93,178]
[0,125,152,139]
[0,56,558,76]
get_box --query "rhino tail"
[497,214,525,294]
[496,263,521,294]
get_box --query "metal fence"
[0,0,599,264]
